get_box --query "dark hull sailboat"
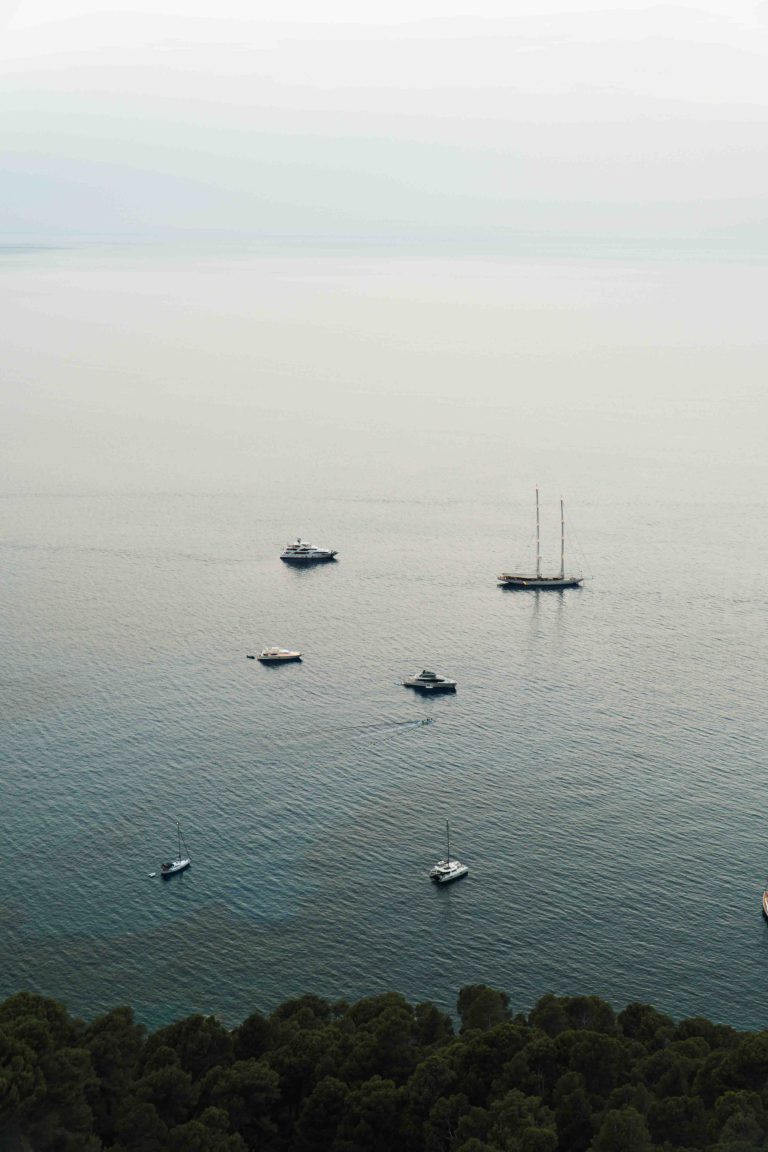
[498,489,583,590]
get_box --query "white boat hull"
[161,858,191,877]
[430,861,469,884]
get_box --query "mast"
[177,821,181,861]
[560,498,565,580]
[535,487,541,578]
[446,821,451,863]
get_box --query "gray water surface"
[1,246,766,1029]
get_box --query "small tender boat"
[429,822,469,884]
[280,538,337,564]
[257,647,302,663]
[161,821,191,878]
[403,669,457,693]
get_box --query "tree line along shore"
[1,985,766,1151]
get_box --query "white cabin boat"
[498,489,583,589]
[161,822,191,878]
[429,822,468,884]
[280,538,337,564]
[403,670,457,693]
[257,647,302,663]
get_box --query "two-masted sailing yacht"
[498,489,583,590]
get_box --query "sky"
[1,0,768,241]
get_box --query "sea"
[1,240,766,1031]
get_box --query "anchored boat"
[257,647,302,663]
[280,538,337,564]
[429,822,468,884]
[161,821,191,878]
[498,488,583,589]
[403,670,457,693]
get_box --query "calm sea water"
[1,244,766,1030]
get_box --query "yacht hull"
[281,553,337,564]
[498,575,582,589]
[404,681,457,692]
[161,859,191,878]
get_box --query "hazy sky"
[2,0,768,240]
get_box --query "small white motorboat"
[403,670,457,693]
[257,647,302,663]
[429,822,468,884]
[762,887,768,920]
[280,538,337,564]
[161,821,191,878]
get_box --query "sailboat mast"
[446,821,451,863]
[560,498,565,580]
[177,821,181,860]
[535,487,541,579]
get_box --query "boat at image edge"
[403,670,457,693]
[762,888,768,920]
[498,488,583,589]
[429,822,469,884]
[280,538,337,564]
[161,821,191,877]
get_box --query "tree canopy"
[1,986,766,1150]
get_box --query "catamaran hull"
[431,866,469,884]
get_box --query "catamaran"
[498,489,583,589]
[429,822,469,884]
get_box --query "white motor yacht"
[280,538,337,564]
[429,822,468,884]
[403,670,457,693]
[257,647,302,663]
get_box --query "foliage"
[0,987,767,1150]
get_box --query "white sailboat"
[429,822,469,884]
[498,488,583,590]
[161,821,191,877]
